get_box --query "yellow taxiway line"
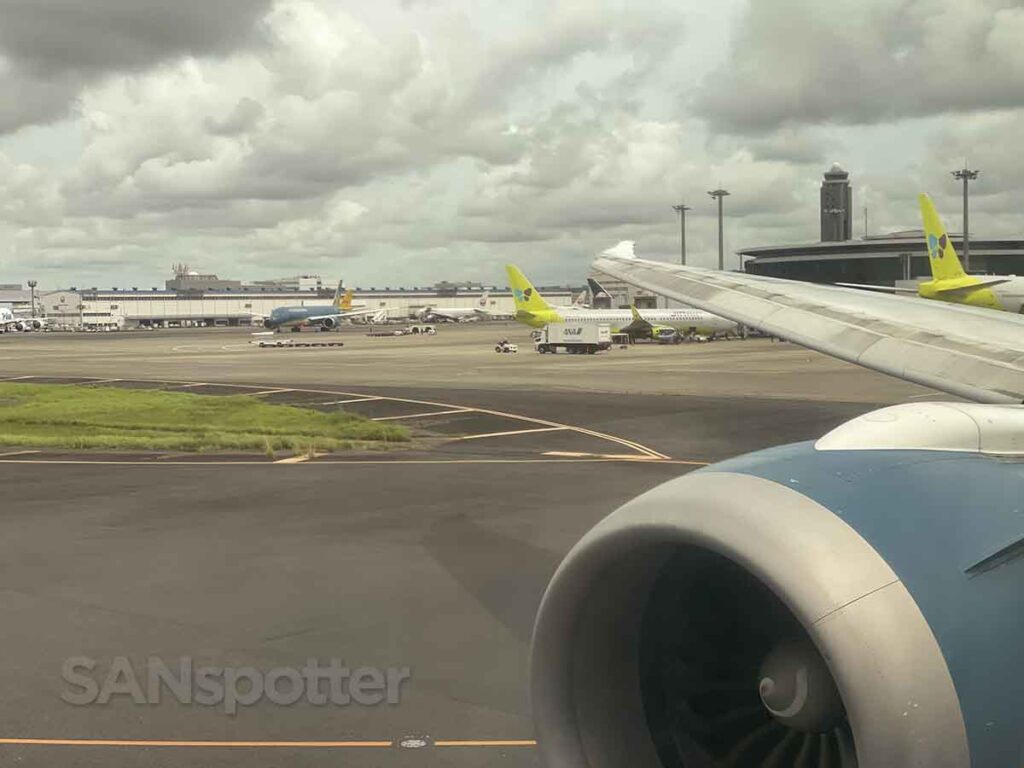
[0,738,392,748]
[0,736,537,749]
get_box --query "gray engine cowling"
[531,403,1024,768]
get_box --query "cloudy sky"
[1,0,1023,288]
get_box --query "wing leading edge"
[593,251,1024,404]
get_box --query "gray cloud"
[695,0,1024,134]
[0,0,273,134]
[1,0,1022,290]
[0,0,273,76]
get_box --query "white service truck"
[535,323,612,354]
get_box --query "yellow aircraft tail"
[919,193,967,281]
[506,265,553,314]
[334,285,354,311]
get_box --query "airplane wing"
[304,308,377,322]
[593,247,1024,404]
[422,308,460,321]
[835,282,917,294]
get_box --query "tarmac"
[0,324,943,766]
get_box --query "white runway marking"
[455,426,568,440]
[319,396,383,405]
[373,408,472,421]
[273,454,317,464]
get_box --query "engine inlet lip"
[530,471,970,768]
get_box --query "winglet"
[919,194,967,281]
[601,241,637,260]
[587,277,611,299]
[630,304,642,321]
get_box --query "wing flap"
[835,282,917,294]
[593,254,1024,404]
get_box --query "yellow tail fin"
[505,265,552,314]
[919,193,967,281]
[336,288,354,311]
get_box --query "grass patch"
[0,383,408,454]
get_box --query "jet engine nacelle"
[531,403,1024,768]
[320,317,338,330]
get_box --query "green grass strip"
[0,383,408,455]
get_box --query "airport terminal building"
[33,273,576,330]
[741,232,1024,284]
[740,165,1024,284]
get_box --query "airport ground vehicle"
[535,323,611,354]
[494,340,518,353]
[405,324,436,335]
[254,337,344,348]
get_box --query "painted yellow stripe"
[544,451,705,465]
[0,457,655,466]
[0,738,392,748]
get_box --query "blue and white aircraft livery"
[262,282,376,331]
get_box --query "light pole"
[707,189,730,270]
[27,280,37,318]
[951,167,979,272]
[672,204,691,265]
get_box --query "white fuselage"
[0,308,42,332]
[558,306,738,335]
[990,280,1024,313]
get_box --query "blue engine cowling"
[530,403,1024,768]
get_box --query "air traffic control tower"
[820,162,853,241]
